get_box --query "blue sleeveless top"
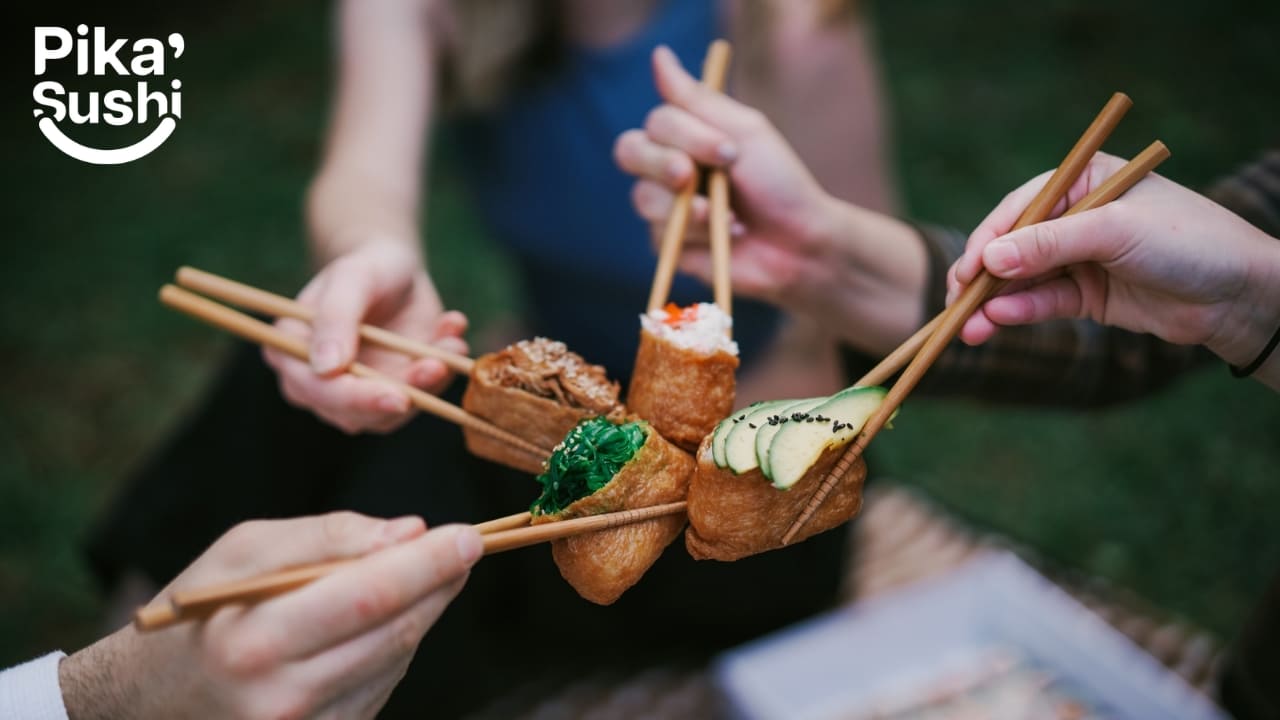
[450,0,780,384]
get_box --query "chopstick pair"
[783,93,1172,543]
[134,501,688,632]
[160,272,550,462]
[178,266,475,375]
[647,39,735,325]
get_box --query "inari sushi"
[530,417,695,605]
[685,386,888,561]
[628,303,738,452]
[462,338,623,474]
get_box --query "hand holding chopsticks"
[647,40,735,322]
[160,280,553,462]
[784,94,1172,543]
[177,266,475,375]
[135,502,686,632]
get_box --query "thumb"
[309,270,376,375]
[981,206,1131,279]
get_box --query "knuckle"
[352,579,406,622]
[612,129,640,166]
[215,631,279,679]
[644,105,674,135]
[390,610,428,656]
[1032,224,1060,261]
[320,510,366,549]
[631,182,660,219]
[740,107,769,133]
[332,416,363,435]
[223,520,268,552]
[277,378,304,408]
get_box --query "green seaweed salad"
[531,417,647,515]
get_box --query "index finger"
[652,46,759,138]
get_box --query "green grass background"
[3,1,1278,664]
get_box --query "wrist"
[1208,232,1280,371]
[60,629,138,720]
[794,195,929,355]
[314,231,423,270]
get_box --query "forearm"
[306,170,423,266]
[306,0,441,267]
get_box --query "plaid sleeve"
[1206,150,1280,239]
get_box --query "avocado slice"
[722,399,804,474]
[755,397,827,480]
[712,403,761,467]
[766,386,890,490]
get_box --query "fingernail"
[945,287,956,306]
[384,516,425,542]
[312,340,343,374]
[984,240,1022,273]
[717,141,738,164]
[731,221,746,238]
[455,527,483,566]
[377,393,408,414]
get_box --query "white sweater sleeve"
[0,652,71,720]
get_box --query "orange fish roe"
[662,302,699,326]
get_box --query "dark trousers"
[86,343,848,717]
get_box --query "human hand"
[614,46,926,354]
[948,153,1280,372]
[60,512,482,720]
[262,241,469,434]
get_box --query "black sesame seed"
[748,423,757,429]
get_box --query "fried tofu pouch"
[627,329,737,452]
[531,424,694,605]
[685,433,867,561]
[463,338,622,474]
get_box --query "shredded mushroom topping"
[483,338,619,414]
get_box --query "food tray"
[715,551,1225,719]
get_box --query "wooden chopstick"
[133,501,686,632]
[706,43,734,322]
[479,501,687,554]
[160,284,552,461]
[176,266,475,375]
[472,510,532,534]
[783,94,1149,544]
[647,39,734,313]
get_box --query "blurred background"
[3,0,1278,672]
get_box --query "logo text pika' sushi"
[33,25,185,165]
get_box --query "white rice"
[640,302,739,356]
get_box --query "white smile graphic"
[36,115,176,165]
